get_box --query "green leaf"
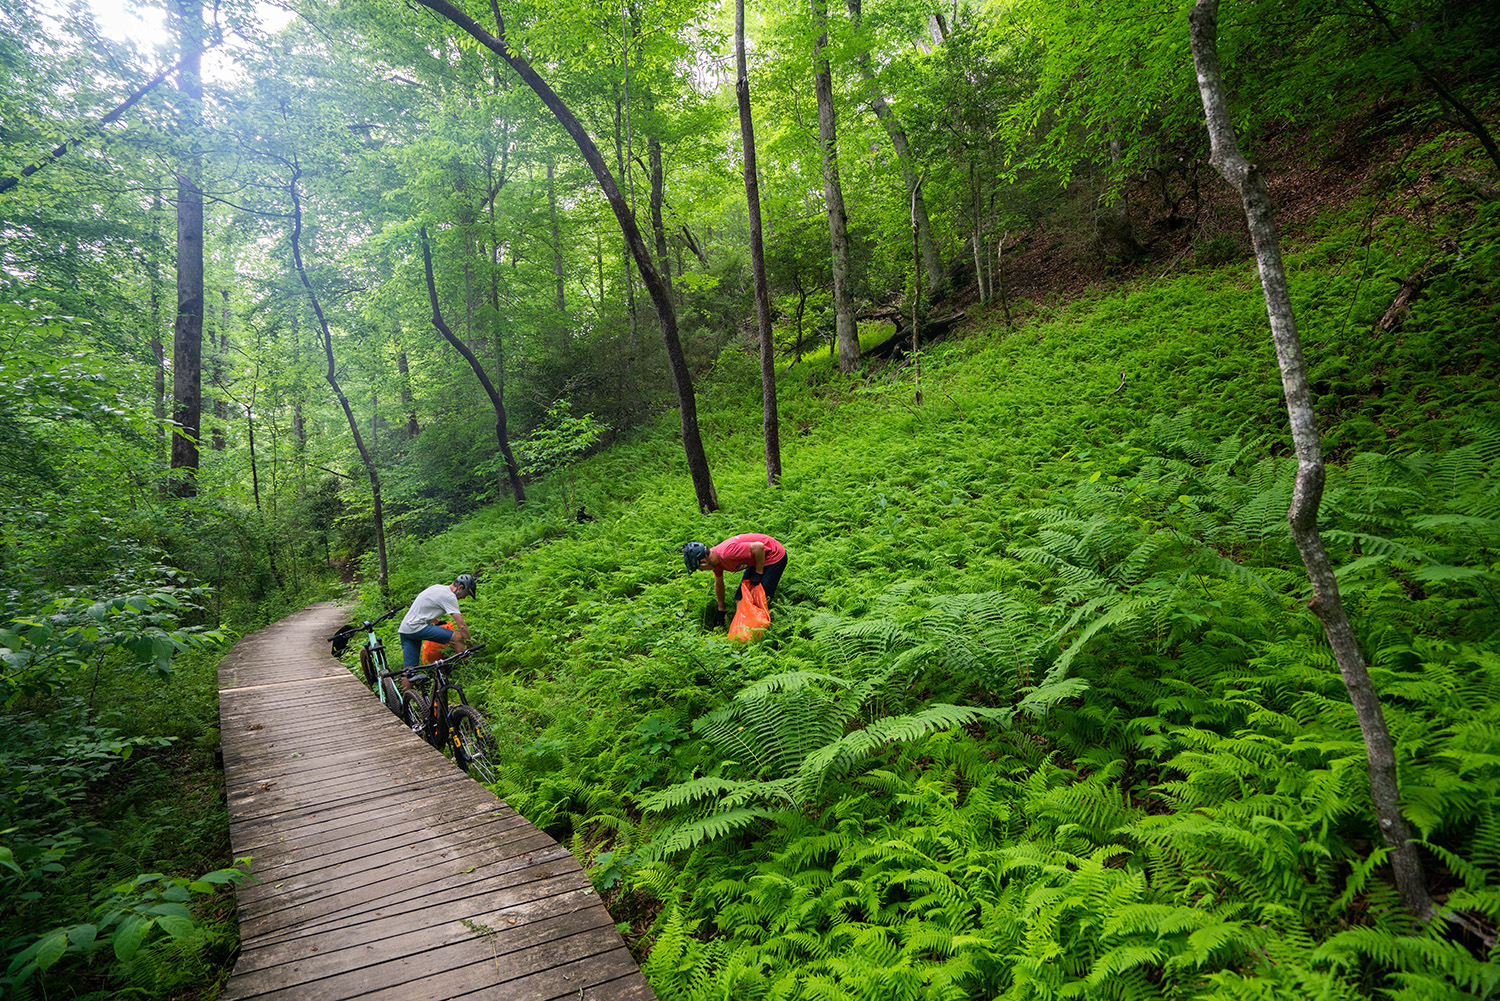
[36,930,68,971]
[113,915,152,961]
[155,914,195,939]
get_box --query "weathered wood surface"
[217,601,656,1001]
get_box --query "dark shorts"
[733,554,787,606]
[399,624,454,668]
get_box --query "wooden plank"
[217,602,657,1001]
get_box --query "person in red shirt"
[683,534,787,628]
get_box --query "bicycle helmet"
[455,573,478,598]
[682,541,709,570]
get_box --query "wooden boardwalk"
[216,602,656,1001]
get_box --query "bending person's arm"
[450,611,471,651]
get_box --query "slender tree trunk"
[291,311,306,494]
[288,164,389,596]
[548,160,566,324]
[970,161,989,301]
[168,0,204,497]
[613,91,639,354]
[397,343,418,438]
[812,0,858,372]
[1189,0,1431,923]
[212,290,228,451]
[247,395,261,513]
[649,136,672,293]
[420,228,526,503]
[736,0,781,487]
[846,0,943,297]
[149,191,166,465]
[416,0,717,512]
[912,178,923,405]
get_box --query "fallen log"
[862,311,966,360]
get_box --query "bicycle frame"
[365,627,396,712]
[395,647,484,751]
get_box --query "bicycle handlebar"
[361,605,403,629]
[378,643,487,679]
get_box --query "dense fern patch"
[354,180,1500,998]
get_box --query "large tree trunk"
[1189,0,1431,923]
[846,0,942,298]
[812,0,858,373]
[288,165,389,596]
[168,0,204,497]
[420,228,526,504]
[416,0,718,513]
[736,0,781,487]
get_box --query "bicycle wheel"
[401,689,432,741]
[379,677,404,718]
[359,647,376,686]
[448,705,498,783]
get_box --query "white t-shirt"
[400,584,460,634]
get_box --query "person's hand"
[711,607,726,628]
[743,570,763,585]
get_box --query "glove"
[743,570,764,586]
[710,607,726,629]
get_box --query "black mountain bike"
[380,644,498,782]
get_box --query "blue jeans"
[399,624,454,668]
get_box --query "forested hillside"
[2,0,1498,996]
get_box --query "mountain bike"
[380,644,498,782]
[349,606,405,720]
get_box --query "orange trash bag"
[728,583,771,643]
[422,622,454,664]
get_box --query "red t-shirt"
[711,533,786,573]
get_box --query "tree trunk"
[812,0,858,373]
[421,228,526,504]
[168,0,204,497]
[649,136,672,293]
[212,290,229,451]
[291,311,306,494]
[613,91,639,356]
[736,0,781,487]
[149,191,166,465]
[846,0,942,297]
[416,0,717,513]
[397,343,418,438]
[288,164,389,597]
[548,160,566,324]
[1189,0,1432,923]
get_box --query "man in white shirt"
[397,573,476,668]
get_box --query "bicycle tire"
[401,689,432,741]
[359,647,376,687]
[379,677,404,717]
[448,705,498,783]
